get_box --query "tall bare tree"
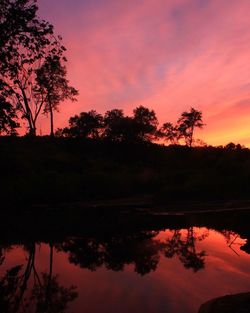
[0,0,77,136]
[35,55,78,137]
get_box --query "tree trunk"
[28,121,36,136]
[45,243,54,310]
[189,125,194,147]
[19,85,36,136]
[14,244,36,311]
[49,101,54,137]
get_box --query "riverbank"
[1,137,250,208]
[1,200,250,245]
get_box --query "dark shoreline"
[2,137,250,208]
[1,200,250,245]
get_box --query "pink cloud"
[37,0,250,145]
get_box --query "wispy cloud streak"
[38,0,250,145]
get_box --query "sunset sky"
[38,0,250,146]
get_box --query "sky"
[37,0,250,146]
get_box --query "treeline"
[56,106,204,147]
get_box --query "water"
[1,210,250,313]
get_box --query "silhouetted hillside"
[1,137,250,208]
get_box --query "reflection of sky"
[3,228,250,313]
[36,0,250,146]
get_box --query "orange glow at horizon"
[36,0,250,146]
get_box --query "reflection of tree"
[31,243,78,313]
[32,273,77,313]
[0,248,5,266]
[0,244,37,312]
[164,228,207,272]
[0,243,77,313]
[59,238,105,271]
[102,232,162,275]
[220,230,243,255]
[0,265,23,312]
[0,227,211,312]
[59,232,163,276]
[220,230,238,245]
[59,228,208,275]
[0,245,13,267]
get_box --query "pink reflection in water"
[1,228,250,313]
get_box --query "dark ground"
[1,137,250,209]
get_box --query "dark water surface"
[1,209,250,313]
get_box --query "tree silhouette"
[103,109,125,141]
[177,107,204,147]
[133,106,158,142]
[0,0,76,136]
[61,110,104,138]
[0,0,40,71]
[35,55,78,137]
[0,96,19,135]
[60,106,159,143]
[159,122,179,145]
[103,109,135,142]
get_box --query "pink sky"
[37,0,250,146]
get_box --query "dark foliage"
[159,107,204,146]
[58,106,158,143]
[1,137,250,206]
[0,96,19,135]
[0,0,77,136]
[58,110,103,138]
